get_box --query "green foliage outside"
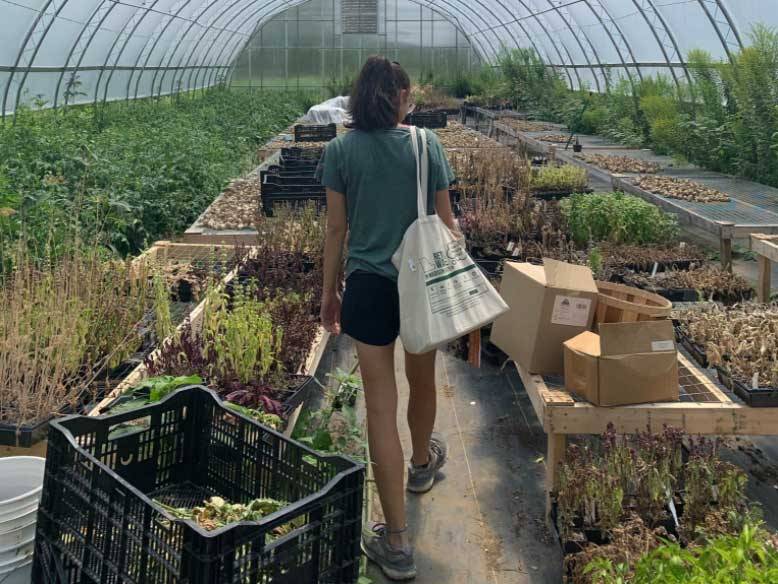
[0,88,306,258]
[585,522,778,584]
[560,192,679,247]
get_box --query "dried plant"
[536,133,570,143]
[623,266,753,302]
[255,201,326,257]
[153,271,174,342]
[676,303,778,388]
[200,176,261,230]
[0,249,151,427]
[597,242,707,272]
[634,175,730,203]
[498,118,559,133]
[577,154,661,174]
[449,147,531,196]
[434,122,505,150]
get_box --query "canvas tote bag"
[391,126,509,354]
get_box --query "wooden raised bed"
[90,242,329,437]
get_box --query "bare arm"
[321,187,347,333]
[435,188,461,236]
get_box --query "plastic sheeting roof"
[0,0,774,115]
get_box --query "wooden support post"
[720,235,733,272]
[467,329,481,368]
[758,255,772,303]
[546,433,566,519]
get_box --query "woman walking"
[317,56,458,580]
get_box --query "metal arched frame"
[2,0,69,120]
[149,0,233,98]
[581,0,642,87]
[466,0,581,89]
[630,0,691,89]
[198,0,564,94]
[98,0,172,106]
[536,0,606,92]
[696,0,744,62]
[129,0,195,100]
[177,0,510,96]
[53,0,117,109]
[1,0,753,117]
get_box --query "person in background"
[316,56,458,581]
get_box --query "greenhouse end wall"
[230,0,480,92]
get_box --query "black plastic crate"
[262,196,327,217]
[404,111,448,129]
[261,170,321,187]
[281,147,324,161]
[33,386,364,584]
[294,124,337,143]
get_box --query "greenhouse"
[4,1,778,583]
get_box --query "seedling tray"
[717,368,778,407]
[33,386,364,584]
[405,110,448,129]
[294,123,337,142]
[530,186,593,201]
[676,329,709,369]
[0,417,52,448]
[262,195,326,216]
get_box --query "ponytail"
[347,56,411,131]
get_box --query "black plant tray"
[474,258,504,278]
[725,372,778,407]
[530,187,593,201]
[628,283,700,303]
[262,195,326,216]
[261,171,321,187]
[0,417,52,448]
[677,330,709,369]
[613,259,700,274]
[294,123,337,142]
[404,111,448,129]
[280,147,323,164]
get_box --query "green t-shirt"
[316,127,455,280]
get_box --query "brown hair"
[346,56,411,131]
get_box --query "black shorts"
[341,271,400,346]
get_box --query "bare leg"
[405,349,437,466]
[357,340,407,548]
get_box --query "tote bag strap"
[409,126,429,219]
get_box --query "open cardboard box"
[491,259,599,375]
[564,320,679,406]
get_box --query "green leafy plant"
[560,192,679,246]
[585,522,778,584]
[224,401,283,431]
[328,367,362,409]
[530,164,588,193]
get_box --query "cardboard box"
[564,320,679,406]
[491,259,599,375]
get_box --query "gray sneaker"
[407,432,448,493]
[361,522,417,581]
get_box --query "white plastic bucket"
[0,458,45,523]
[0,552,33,584]
[0,457,46,584]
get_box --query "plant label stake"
[651,262,659,278]
[753,373,759,389]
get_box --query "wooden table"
[515,352,777,517]
[751,233,778,302]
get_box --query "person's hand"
[321,291,342,335]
